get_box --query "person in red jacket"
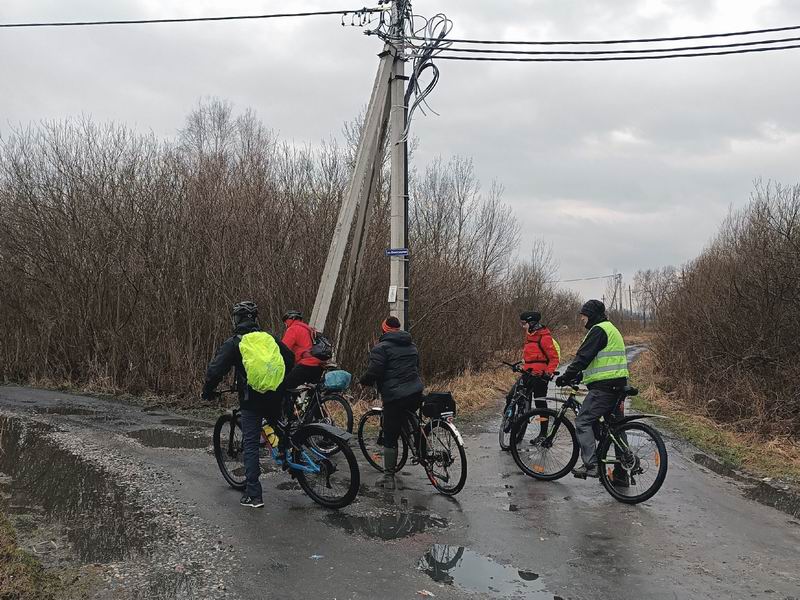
[506,311,559,444]
[281,310,324,390]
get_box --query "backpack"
[309,329,333,361]
[237,332,286,393]
[535,331,561,363]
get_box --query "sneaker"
[572,464,599,479]
[529,434,547,446]
[240,495,264,508]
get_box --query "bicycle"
[510,382,668,504]
[498,361,551,451]
[357,391,467,496]
[285,364,354,451]
[212,388,360,509]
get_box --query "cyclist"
[281,310,325,390]
[556,300,629,483]
[506,311,559,445]
[202,301,295,508]
[359,316,423,489]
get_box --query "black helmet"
[519,311,541,323]
[231,301,258,327]
[282,309,303,321]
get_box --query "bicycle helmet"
[282,309,303,321]
[519,311,541,323]
[231,301,258,327]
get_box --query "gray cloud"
[2,0,799,299]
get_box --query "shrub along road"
[1,379,798,600]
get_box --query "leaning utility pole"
[310,0,410,344]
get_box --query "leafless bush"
[653,181,800,436]
[0,100,577,401]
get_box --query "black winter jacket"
[202,321,296,412]
[359,331,424,402]
[562,313,627,392]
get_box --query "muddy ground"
[1,350,799,599]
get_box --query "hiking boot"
[572,464,599,479]
[378,447,398,489]
[240,495,264,508]
[529,434,547,446]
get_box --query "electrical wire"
[420,34,800,56]
[403,24,800,46]
[0,8,384,28]
[409,43,800,62]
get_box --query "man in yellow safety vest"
[556,300,629,481]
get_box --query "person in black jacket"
[359,316,424,488]
[201,301,295,508]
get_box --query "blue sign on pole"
[385,248,409,257]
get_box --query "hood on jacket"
[234,320,259,335]
[579,299,607,329]
[380,330,414,346]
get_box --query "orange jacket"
[522,326,559,376]
[282,320,323,368]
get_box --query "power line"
[428,34,800,56]
[548,274,617,284]
[418,43,800,62]
[0,8,383,29]
[404,24,800,46]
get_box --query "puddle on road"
[0,415,156,563]
[39,406,97,416]
[127,429,211,449]
[418,544,556,598]
[326,510,447,540]
[159,418,209,428]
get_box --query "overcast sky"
[2,0,799,301]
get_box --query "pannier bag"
[422,392,456,418]
[323,370,352,392]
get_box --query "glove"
[555,375,571,388]
[541,372,554,381]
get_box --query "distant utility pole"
[310,0,410,346]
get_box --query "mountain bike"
[212,389,360,509]
[498,362,550,451]
[357,392,467,496]
[285,365,354,453]
[510,383,668,504]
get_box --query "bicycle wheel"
[499,402,516,451]
[357,409,409,473]
[292,428,360,509]
[598,421,668,504]
[423,420,467,495]
[318,394,354,433]
[510,409,579,480]
[213,414,246,490]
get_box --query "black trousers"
[507,375,549,434]
[283,364,323,390]
[382,392,423,449]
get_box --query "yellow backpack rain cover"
[238,332,286,393]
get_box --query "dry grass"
[630,351,800,481]
[428,366,515,417]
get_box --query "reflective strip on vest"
[581,321,629,384]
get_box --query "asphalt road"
[1,366,799,599]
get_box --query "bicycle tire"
[423,420,467,496]
[598,421,668,504]
[499,403,515,451]
[510,408,579,481]
[213,413,246,490]
[318,393,354,433]
[357,409,409,473]
[293,429,360,509]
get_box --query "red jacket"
[282,320,322,367]
[522,326,559,376]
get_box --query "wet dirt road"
[2,371,799,598]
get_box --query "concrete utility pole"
[310,0,410,344]
[388,0,409,328]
